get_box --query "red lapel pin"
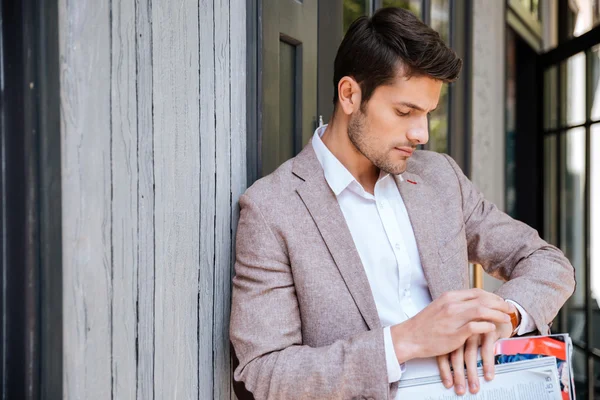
[407,179,417,185]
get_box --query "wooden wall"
[59,0,246,398]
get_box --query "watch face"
[510,311,519,330]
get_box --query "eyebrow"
[395,101,437,113]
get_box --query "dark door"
[260,0,319,177]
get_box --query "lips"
[395,147,414,156]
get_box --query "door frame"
[0,0,63,397]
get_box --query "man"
[230,7,574,399]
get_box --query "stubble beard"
[347,110,408,176]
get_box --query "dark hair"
[333,7,462,106]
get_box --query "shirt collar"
[311,124,403,196]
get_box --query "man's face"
[348,74,442,175]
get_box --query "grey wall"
[470,0,505,292]
[59,0,246,398]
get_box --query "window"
[542,43,600,397]
[343,0,369,32]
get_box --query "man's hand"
[390,289,512,366]
[436,301,517,395]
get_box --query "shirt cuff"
[506,299,536,335]
[383,326,406,383]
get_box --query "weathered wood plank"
[135,0,155,398]
[229,1,247,398]
[59,0,112,398]
[214,0,232,398]
[199,0,216,398]
[152,0,200,398]
[229,0,247,253]
[111,0,138,398]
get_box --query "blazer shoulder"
[408,150,460,179]
[242,157,302,212]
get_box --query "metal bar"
[585,47,593,398]
[541,24,600,67]
[573,339,588,350]
[544,121,595,135]
[557,60,566,335]
[446,0,471,175]
[590,348,600,360]
[422,0,430,25]
[536,46,545,250]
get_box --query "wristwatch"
[509,309,521,337]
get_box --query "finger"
[459,321,496,338]
[437,355,453,389]
[444,288,502,301]
[474,292,513,314]
[461,305,511,325]
[464,336,480,394]
[481,332,497,381]
[451,288,513,314]
[451,347,466,395]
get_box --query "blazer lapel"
[293,145,381,330]
[398,169,462,299]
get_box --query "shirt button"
[395,243,401,250]
[379,201,385,208]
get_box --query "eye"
[396,109,410,117]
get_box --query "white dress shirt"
[311,125,535,389]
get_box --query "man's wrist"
[390,322,422,364]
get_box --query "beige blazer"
[229,143,575,400]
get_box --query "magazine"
[396,334,574,400]
[493,334,574,400]
[397,357,562,399]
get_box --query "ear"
[337,76,362,116]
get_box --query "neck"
[320,116,380,194]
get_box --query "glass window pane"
[544,66,558,130]
[531,0,540,20]
[572,347,588,398]
[431,0,450,44]
[518,0,531,11]
[591,46,600,121]
[591,124,600,350]
[381,0,422,18]
[428,84,448,154]
[561,128,587,345]
[506,28,517,217]
[566,0,600,39]
[279,41,297,163]
[344,0,368,33]
[562,52,586,127]
[594,359,600,398]
[544,135,558,246]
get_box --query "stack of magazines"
[397,334,575,399]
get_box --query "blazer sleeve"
[229,193,394,400]
[442,154,575,335]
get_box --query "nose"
[406,116,429,145]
